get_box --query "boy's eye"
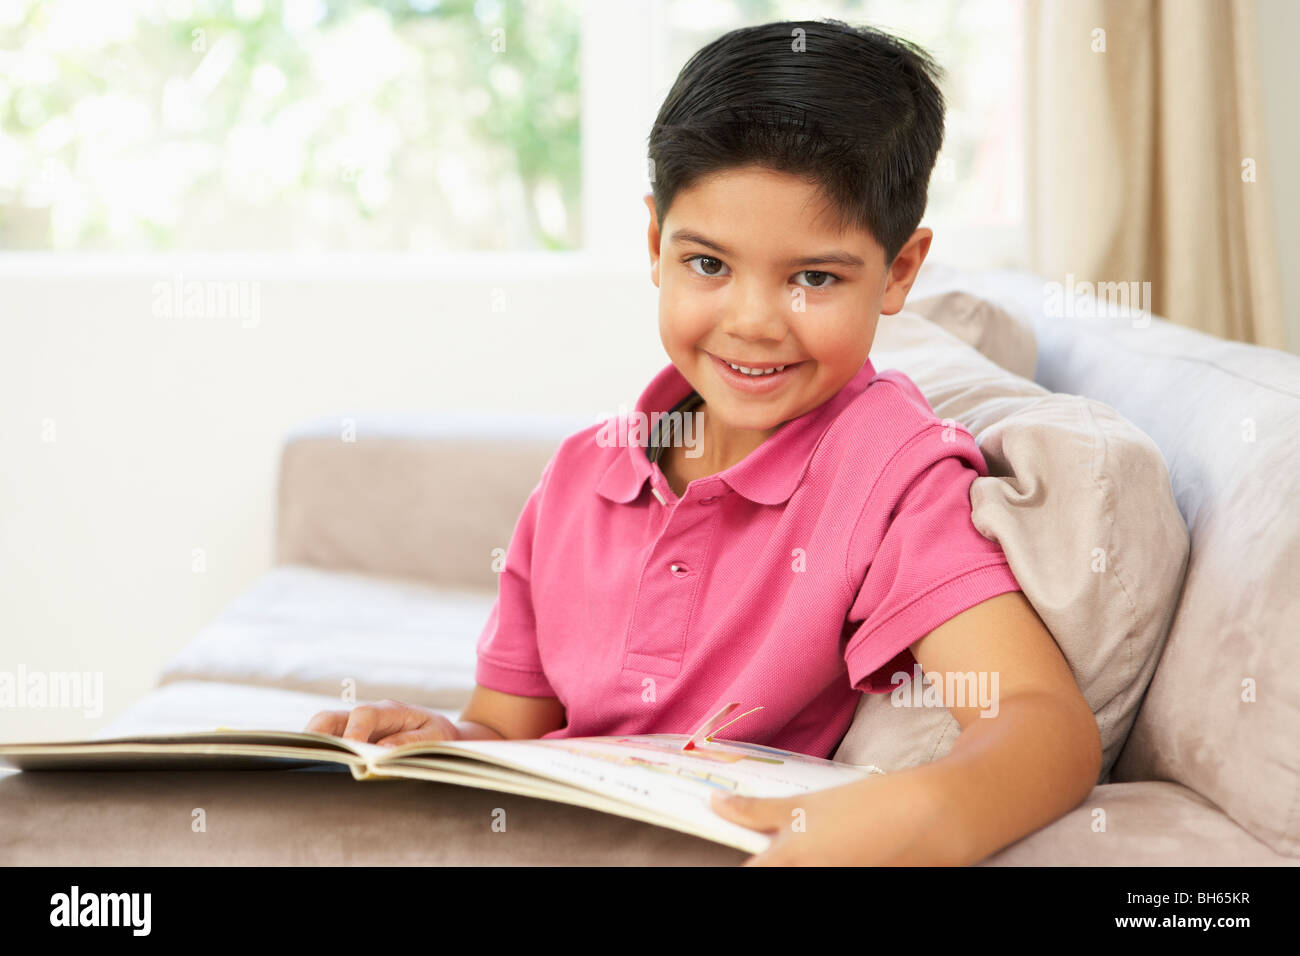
[682,255,840,289]
[796,270,839,289]
[684,254,729,277]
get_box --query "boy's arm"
[456,684,567,741]
[710,589,1101,865]
[901,589,1102,865]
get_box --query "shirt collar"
[596,357,878,506]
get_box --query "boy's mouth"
[707,352,805,392]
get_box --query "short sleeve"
[844,452,1023,694]
[474,454,559,698]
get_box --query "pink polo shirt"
[475,356,1023,758]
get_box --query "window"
[1,0,1024,269]
[0,0,581,252]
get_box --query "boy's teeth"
[728,362,786,376]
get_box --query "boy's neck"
[662,401,781,494]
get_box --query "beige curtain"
[1025,0,1285,348]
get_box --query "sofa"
[3,261,1297,866]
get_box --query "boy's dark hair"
[647,19,946,266]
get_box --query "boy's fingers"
[341,705,385,743]
[374,728,444,748]
[341,700,418,743]
[375,712,456,747]
[304,711,349,736]
[307,701,425,743]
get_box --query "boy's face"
[645,165,931,459]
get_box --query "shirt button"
[698,495,717,505]
[669,562,690,577]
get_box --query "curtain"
[1024,0,1285,348]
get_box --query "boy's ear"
[644,193,662,285]
[880,227,933,315]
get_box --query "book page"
[383,733,883,848]
[0,729,383,771]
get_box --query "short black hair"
[647,19,946,266]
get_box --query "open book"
[0,703,883,855]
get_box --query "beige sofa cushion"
[908,265,1300,857]
[157,565,490,710]
[2,744,1289,866]
[275,414,586,591]
[833,311,1189,787]
[31,681,1289,865]
[906,289,1038,381]
[1024,294,1300,858]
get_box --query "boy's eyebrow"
[669,229,866,269]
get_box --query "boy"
[307,19,1101,866]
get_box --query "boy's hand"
[708,771,958,866]
[304,699,460,747]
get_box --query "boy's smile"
[645,164,932,480]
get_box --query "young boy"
[307,19,1101,866]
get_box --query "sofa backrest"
[275,412,581,593]
[948,269,1300,857]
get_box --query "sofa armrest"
[274,412,586,590]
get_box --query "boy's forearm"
[886,692,1102,866]
[453,719,507,741]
